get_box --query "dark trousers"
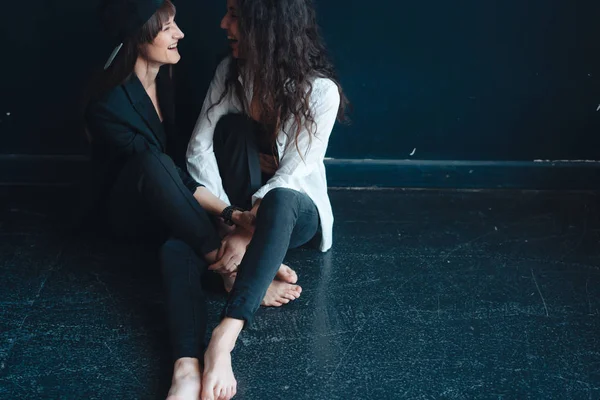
[109,114,319,360]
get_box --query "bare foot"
[166,358,202,400]
[222,266,302,307]
[262,280,302,307]
[201,324,241,400]
[221,264,296,293]
[275,264,298,284]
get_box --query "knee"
[258,188,300,221]
[159,238,192,275]
[214,113,254,144]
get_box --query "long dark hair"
[211,0,348,156]
[87,0,176,104]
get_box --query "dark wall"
[2,0,600,161]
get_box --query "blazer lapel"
[122,74,167,149]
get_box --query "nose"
[173,22,184,39]
[220,14,229,30]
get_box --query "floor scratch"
[531,269,549,317]
[586,278,592,315]
[559,210,588,261]
[327,314,369,383]
[104,340,144,388]
[441,229,498,261]
[0,245,65,368]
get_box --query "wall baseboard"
[1,155,598,190]
[325,159,600,190]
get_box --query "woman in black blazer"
[85,1,259,398]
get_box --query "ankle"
[173,357,200,377]
[209,318,244,351]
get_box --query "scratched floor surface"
[0,186,599,399]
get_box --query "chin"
[167,55,181,64]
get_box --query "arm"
[186,57,237,205]
[193,186,229,215]
[251,80,340,205]
[174,165,202,194]
[86,102,148,157]
[90,102,208,196]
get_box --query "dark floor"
[0,187,599,399]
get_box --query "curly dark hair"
[212,0,348,157]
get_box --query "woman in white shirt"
[183,0,348,398]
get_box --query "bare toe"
[283,293,296,301]
[289,285,302,298]
[201,382,214,400]
[276,264,298,284]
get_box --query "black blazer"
[85,68,198,207]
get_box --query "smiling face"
[141,15,185,66]
[220,0,240,58]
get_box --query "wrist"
[220,205,243,225]
[233,224,253,240]
[231,210,243,222]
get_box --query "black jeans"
[212,115,320,326]
[109,114,319,360]
[107,151,221,255]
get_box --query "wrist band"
[221,206,244,226]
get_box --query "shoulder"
[214,56,233,80]
[86,84,130,122]
[309,77,340,110]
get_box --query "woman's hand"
[208,228,253,274]
[231,210,256,233]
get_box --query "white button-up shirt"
[186,57,340,252]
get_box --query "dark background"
[2,0,600,163]
[2,4,600,400]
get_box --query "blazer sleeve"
[86,100,200,193]
[86,101,152,156]
[175,164,201,193]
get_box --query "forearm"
[193,186,229,216]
